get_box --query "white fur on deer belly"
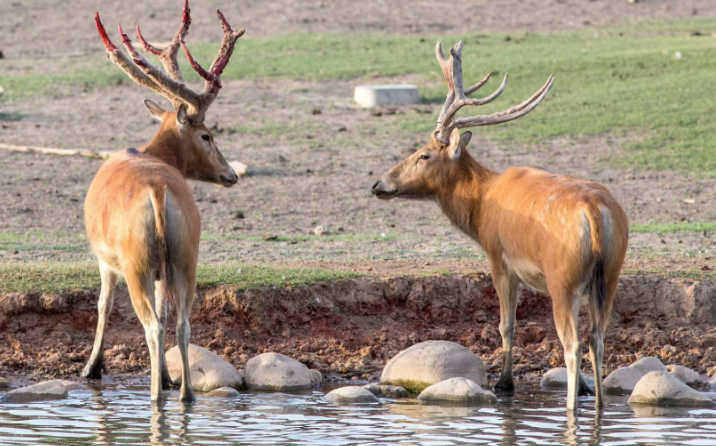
[509,257,549,294]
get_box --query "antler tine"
[136,0,190,82]
[114,20,201,111]
[440,73,509,134]
[464,71,494,96]
[180,8,245,124]
[433,39,554,143]
[453,75,555,129]
[95,14,176,101]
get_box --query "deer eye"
[201,134,211,142]
[420,154,430,160]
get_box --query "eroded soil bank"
[1,273,715,384]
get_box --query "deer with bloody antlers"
[372,41,628,410]
[84,1,243,402]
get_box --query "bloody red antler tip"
[95,12,117,52]
[117,22,129,46]
[136,25,162,55]
[183,0,192,27]
[181,42,212,81]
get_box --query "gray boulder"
[539,368,594,390]
[604,357,667,395]
[630,357,667,374]
[418,377,497,405]
[58,380,88,391]
[667,365,702,387]
[166,344,245,392]
[245,352,322,392]
[363,383,409,399]
[325,386,379,404]
[207,387,241,398]
[629,371,714,408]
[380,341,487,392]
[0,380,68,403]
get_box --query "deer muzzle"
[371,179,397,200]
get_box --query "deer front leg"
[83,260,118,379]
[490,262,519,393]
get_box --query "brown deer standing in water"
[372,41,628,410]
[84,1,243,402]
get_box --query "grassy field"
[0,262,360,293]
[2,18,716,172]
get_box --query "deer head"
[372,41,554,200]
[95,1,244,186]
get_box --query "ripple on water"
[0,381,715,445]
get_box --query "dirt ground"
[2,0,716,59]
[0,78,714,265]
[1,0,716,266]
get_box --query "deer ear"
[143,99,167,121]
[175,103,189,129]
[448,129,472,160]
[459,131,472,149]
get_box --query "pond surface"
[1,379,715,445]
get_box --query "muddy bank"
[1,273,715,383]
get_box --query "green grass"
[0,262,360,293]
[3,19,716,171]
[0,111,24,122]
[630,222,716,234]
[623,267,716,281]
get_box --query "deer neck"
[436,155,496,244]
[140,127,189,176]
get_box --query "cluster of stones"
[540,356,714,408]
[4,342,715,409]
[0,347,323,402]
[326,341,496,405]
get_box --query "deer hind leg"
[83,259,119,379]
[174,270,196,403]
[154,280,172,390]
[125,271,165,401]
[491,264,519,393]
[551,282,582,411]
[588,275,617,408]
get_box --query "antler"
[433,40,554,144]
[95,1,245,124]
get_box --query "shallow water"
[1,380,715,445]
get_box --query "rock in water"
[207,387,241,398]
[630,357,667,374]
[325,386,379,404]
[418,377,497,405]
[380,340,487,392]
[666,365,702,387]
[166,344,244,392]
[0,380,68,403]
[363,383,410,399]
[628,371,714,408]
[245,352,322,392]
[539,368,595,389]
[604,356,667,395]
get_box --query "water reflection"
[0,381,715,445]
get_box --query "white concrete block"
[354,84,419,108]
